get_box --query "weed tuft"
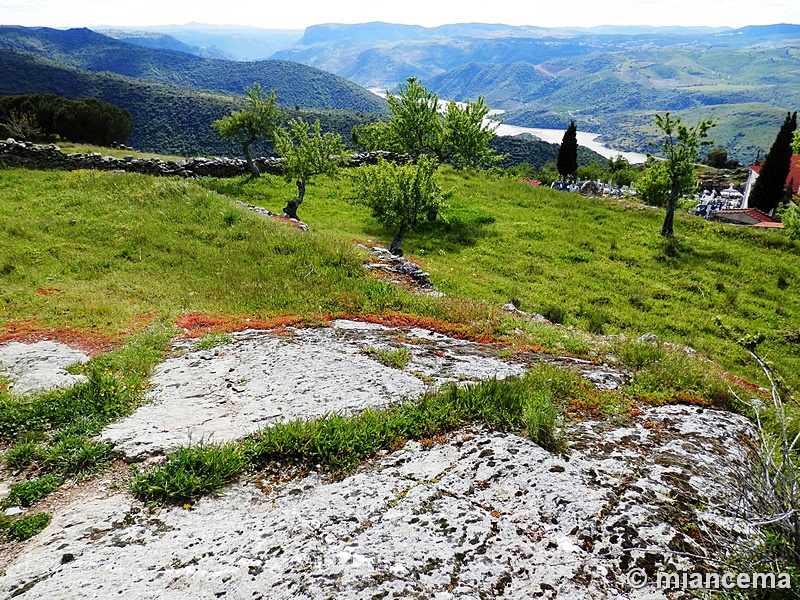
[360,346,411,370]
[195,332,234,351]
[130,442,246,504]
[1,512,52,541]
[2,474,61,508]
[4,441,42,470]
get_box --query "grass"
[55,142,187,162]
[360,346,411,370]
[0,323,174,512]
[199,168,800,392]
[129,442,246,505]
[0,512,52,542]
[194,332,233,350]
[5,164,797,392]
[0,160,793,516]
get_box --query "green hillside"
[0,50,379,156]
[2,165,799,394]
[456,46,800,162]
[0,26,386,114]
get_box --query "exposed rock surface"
[0,325,757,599]
[101,320,526,460]
[1,408,754,599]
[0,340,89,396]
[362,246,440,294]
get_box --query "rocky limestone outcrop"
[0,139,409,179]
[0,340,89,396]
[0,325,759,599]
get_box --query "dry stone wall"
[0,139,408,178]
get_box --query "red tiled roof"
[749,155,800,195]
[715,208,780,223]
[752,221,785,228]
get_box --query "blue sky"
[1,0,799,30]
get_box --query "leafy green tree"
[53,98,132,146]
[793,131,800,155]
[441,97,500,169]
[637,161,673,207]
[212,83,282,177]
[380,78,498,169]
[535,161,560,186]
[351,121,399,153]
[704,147,730,169]
[557,121,578,182]
[607,154,630,173]
[749,111,797,215]
[351,155,443,255]
[385,78,443,160]
[274,118,347,219]
[650,112,715,237]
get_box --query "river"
[490,121,649,165]
[370,89,650,164]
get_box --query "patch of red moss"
[0,313,159,357]
[175,312,308,338]
[34,287,62,297]
[0,321,120,357]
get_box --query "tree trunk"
[661,177,682,237]
[389,224,407,256]
[283,179,306,220]
[242,136,260,178]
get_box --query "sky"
[1,0,799,30]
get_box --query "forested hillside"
[0,50,378,156]
[0,26,387,114]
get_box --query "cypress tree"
[557,121,578,182]
[749,111,797,214]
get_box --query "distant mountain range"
[2,22,797,163]
[97,23,304,61]
[270,21,800,162]
[0,26,388,156]
[0,26,385,113]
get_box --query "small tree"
[379,78,498,169]
[650,113,715,237]
[749,112,797,215]
[386,78,442,160]
[212,84,282,178]
[351,155,442,255]
[792,131,800,156]
[441,97,500,169]
[556,121,578,183]
[3,109,40,141]
[274,118,347,220]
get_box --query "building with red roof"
[742,154,800,213]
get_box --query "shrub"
[540,305,566,324]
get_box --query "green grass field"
[200,167,800,391]
[2,161,799,390]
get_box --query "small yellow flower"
[183,503,191,510]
